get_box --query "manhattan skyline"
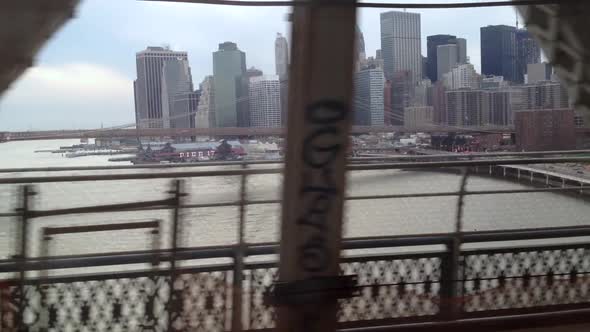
[0,0,517,130]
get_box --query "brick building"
[514,109,576,151]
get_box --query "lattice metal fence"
[461,245,590,316]
[2,243,590,330]
[1,268,233,332]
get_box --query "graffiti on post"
[296,100,350,274]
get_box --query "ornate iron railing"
[3,234,590,331]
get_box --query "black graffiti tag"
[297,100,349,274]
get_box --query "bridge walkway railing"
[0,157,589,330]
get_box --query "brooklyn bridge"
[1,125,518,141]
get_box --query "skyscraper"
[456,38,467,64]
[274,33,290,126]
[429,81,447,124]
[511,81,570,111]
[437,44,458,80]
[413,79,431,107]
[380,10,422,82]
[447,88,513,127]
[161,58,194,129]
[274,33,289,78]
[426,34,456,82]
[442,63,481,90]
[384,79,393,125]
[356,25,366,60]
[355,25,367,72]
[196,76,215,128]
[421,56,428,79]
[391,70,414,125]
[484,90,512,126]
[188,90,200,130]
[516,29,541,83]
[134,46,189,129]
[353,67,385,126]
[527,62,553,84]
[279,76,289,127]
[237,67,263,128]
[404,106,434,129]
[213,42,246,127]
[249,75,281,128]
[481,25,518,83]
[446,89,484,126]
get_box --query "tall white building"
[380,10,422,82]
[249,75,281,127]
[354,68,385,126]
[196,76,215,128]
[275,33,289,125]
[437,44,458,80]
[443,63,481,90]
[275,33,289,79]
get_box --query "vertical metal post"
[16,185,34,330]
[232,163,247,331]
[151,220,161,268]
[442,168,469,320]
[168,180,183,332]
[38,229,51,330]
[277,0,357,331]
[39,229,51,279]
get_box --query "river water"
[0,139,589,260]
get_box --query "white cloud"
[0,63,134,130]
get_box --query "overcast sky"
[0,0,517,131]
